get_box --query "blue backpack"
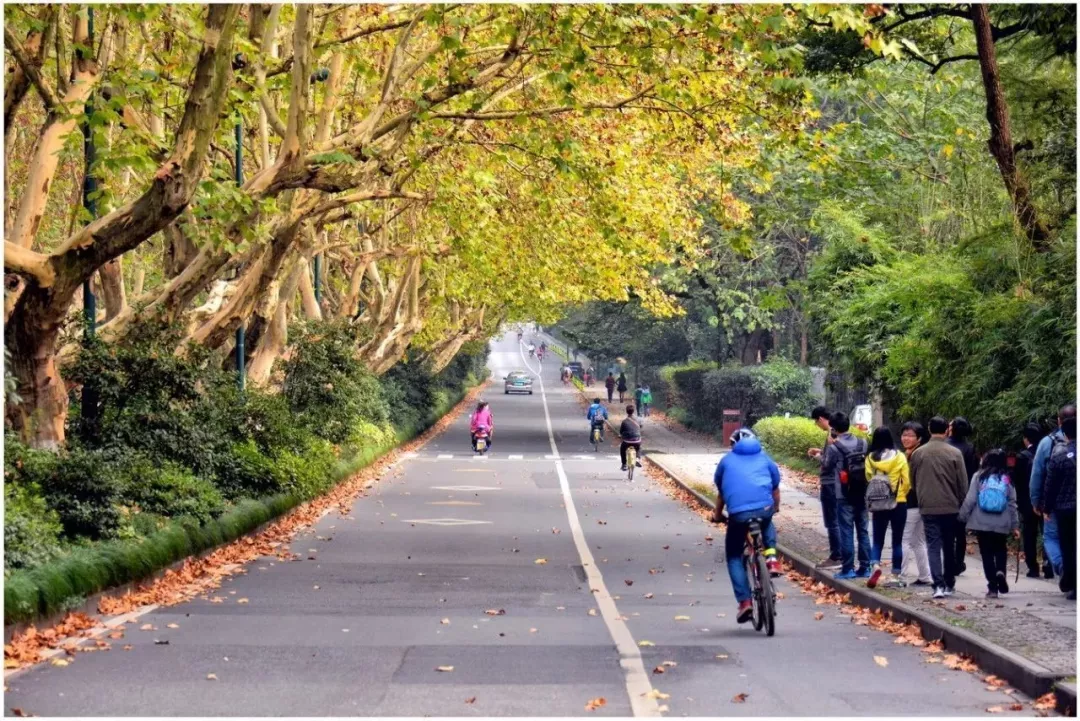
[977,473,1010,514]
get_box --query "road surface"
[5,333,1031,716]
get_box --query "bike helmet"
[729,427,756,446]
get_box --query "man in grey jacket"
[911,416,970,598]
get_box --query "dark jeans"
[642,403,651,417]
[620,440,641,466]
[955,520,968,570]
[1020,507,1042,573]
[923,513,959,589]
[635,400,642,415]
[819,483,842,559]
[725,509,777,603]
[976,531,1009,592]
[1056,510,1077,594]
[606,386,614,402]
[871,502,908,572]
[837,496,870,574]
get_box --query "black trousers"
[923,513,959,589]
[976,531,1008,591]
[1020,507,1042,572]
[1057,511,1077,594]
[955,520,968,569]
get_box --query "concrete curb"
[645,453,1076,717]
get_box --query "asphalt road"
[5,332,1031,716]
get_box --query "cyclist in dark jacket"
[619,405,642,471]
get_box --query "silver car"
[504,370,534,395]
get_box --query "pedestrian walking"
[605,373,616,403]
[617,373,628,403]
[808,406,842,568]
[585,367,594,387]
[948,416,979,577]
[634,384,644,416]
[641,385,652,417]
[1030,404,1075,580]
[1014,423,1045,578]
[865,428,911,589]
[958,449,1020,598]
[910,416,970,599]
[823,411,871,580]
[1043,413,1077,600]
[899,422,933,586]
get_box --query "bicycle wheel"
[756,554,776,637]
[747,554,765,631]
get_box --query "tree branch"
[4,241,55,287]
[4,25,59,111]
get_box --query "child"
[641,385,652,417]
[958,449,1019,598]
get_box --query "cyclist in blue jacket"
[586,398,608,442]
[709,428,782,623]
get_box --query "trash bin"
[722,409,743,447]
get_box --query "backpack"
[977,473,1010,514]
[838,438,868,503]
[865,461,897,512]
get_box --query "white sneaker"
[943,587,955,597]
[932,587,946,599]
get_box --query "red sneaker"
[867,564,882,589]
[766,558,781,577]
[736,600,753,624]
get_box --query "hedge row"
[4,388,470,626]
[753,415,870,474]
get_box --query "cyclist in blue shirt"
[586,398,608,442]
[709,428,782,624]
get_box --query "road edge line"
[524,340,661,718]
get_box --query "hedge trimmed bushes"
[753,415,870,473]
[655,358,816,434]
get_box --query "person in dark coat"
[948,417,979,576]
[616,373,628,403]
[1043,415,1077,600]
[1014,423,1046,578]
[604,373,616,403]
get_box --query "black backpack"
[838,438,869,504]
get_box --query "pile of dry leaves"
[4,384,486,671]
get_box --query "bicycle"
[743,518,776,636]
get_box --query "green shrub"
[118,457,226,525]
[748,358,817,418]
[754,415,869,470]
[283,321,390,444]
[4,479,64,572]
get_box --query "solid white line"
[522,339,659,717]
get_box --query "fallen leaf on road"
[983,675,1006,688]
[166,624,179,629]
[552,528,561,534]
[662,545,670,550]
[108,631,124,639]
[556,606,566,611]
[1009,704,1024,711]
[436,666,454,672]
[715,654,729,659]
[874,656,888,667]
[1033,693,1057,710]
[122,645,133,651]
[954,604,967,611]
[732,693,748,703]
[49,658,68,667]
[986,706,1005,713]
[674,615,690,621]
[238,598,250,603]
[644,689,670,700]
[530,628,538,633]
[485,609,506,616]
[139,624,155,631]
[638,640,655,647]
[588,609,598,616]
[11,709,31,717]
[814,612,824,621]
[653,666,665,674]
[644,593,654,599]
[662,661,677,667]
[465,697,477,704]
[624,579,633,586]
[535,559,548,565]
[776,592,785,599]
[206,673,218,681]
[209,597,224,604]
[441,618,450,625]
[585,697,607,711]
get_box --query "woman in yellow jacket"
[864,427,912,589]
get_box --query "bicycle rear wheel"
[756,554,776,637]
[627,450,635,480]
[746,554,765,631]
